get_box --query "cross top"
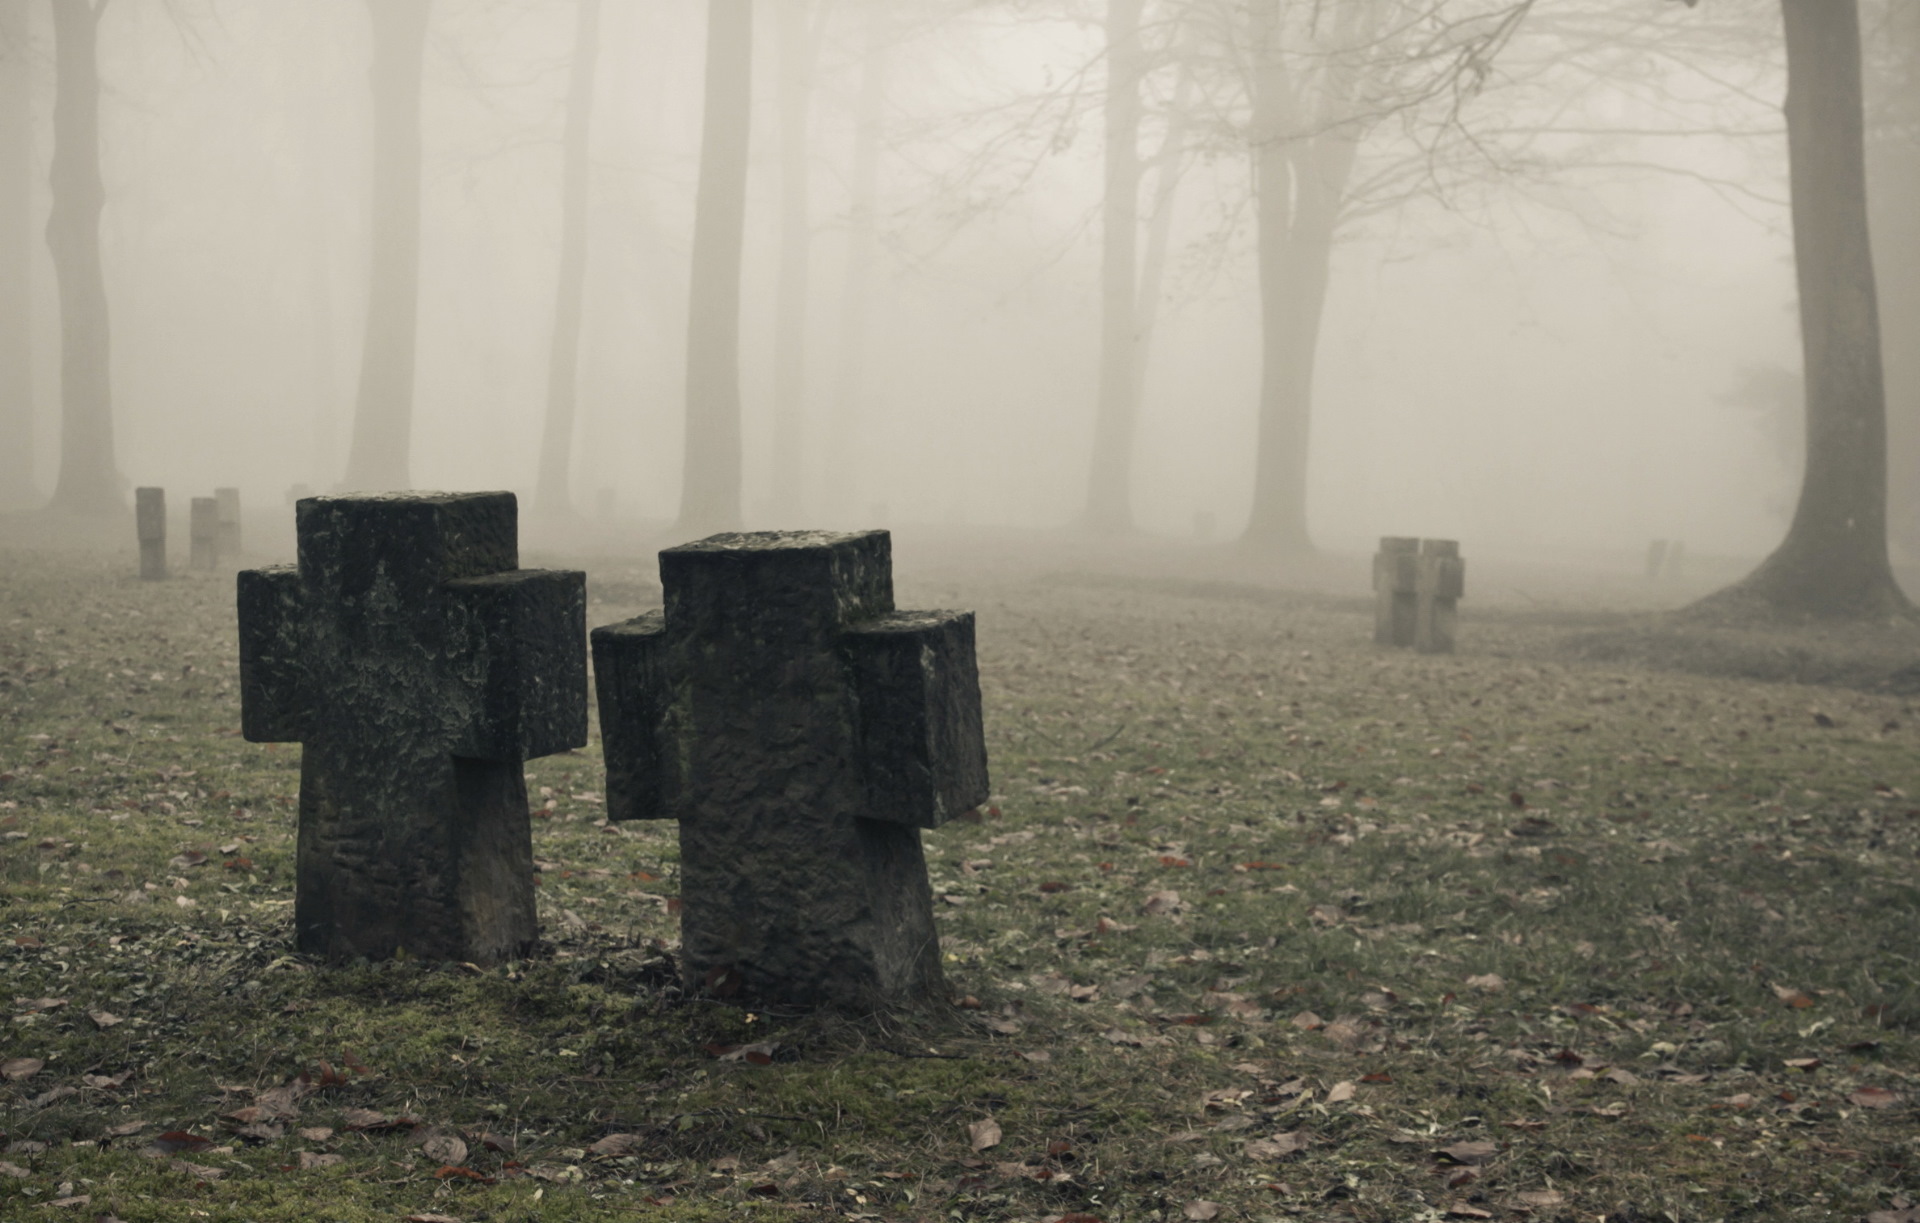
[237,492,586,964]
[593,529,989,1008]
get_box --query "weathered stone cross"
[593,530,989,1010]
[237,492,586,964]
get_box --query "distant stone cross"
[1373,536,1464,654]
[237,492,586,964]
[593,530,989,1010]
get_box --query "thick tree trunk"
[1133,64,1192,390]
[341,0,430,493]
[1081,0,1144,534]
[534,0,600,520]
[0,0,32,506]
[1707,0,1907,617]
[1866,2,1920,558]
[46,0,117,515]
[825,3,885,519]
[766,1,816,522]
[677,0,751,535]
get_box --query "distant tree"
[341,0,430,493]
[44,0,120,514]
[764,1,830,522]
[1080,0,1146,534]
[1700,0,1909,617]
[533,0,600,520]
[677,0,752,535]
[1863,1,1920,558]
[0,0,31,507]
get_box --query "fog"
[0,0,1893,570]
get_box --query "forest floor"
[2,531,1919,1223]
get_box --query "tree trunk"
[1706,0,1907,617]
[341,0,430,493]
[1081,0,1144,534]
[825,2,885,519]
[45,0,117,515]
[534,0,600,520]
[1866,1,1920,558]
[0,0,32,506]
[766,1,818,522]
[677,0,752,535]
[1133,63,1192,388]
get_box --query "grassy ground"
[2,544,1918,1223]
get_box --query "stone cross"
[215,487,242,558]
[592,530,989,1010]
[1372,536,1419,646]
[1414,538,1464,655]
[189,497,219,571]
[135,487,166,580]
[236,492,587,964]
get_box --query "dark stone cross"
[236,492,586,964]
[593,530,989,1010]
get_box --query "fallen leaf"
[1245,1131,1310,1159]
[1444,1204,1493,1220]
[1465,974,1505,993]
[1183,1201,1223,1220]
[1142,890,1183,915]
[0,1161,26,1178]
[421,1133,468,1165]
[1289,1011,1324,1031]
[1784,1057,1822,1072]
[968,1118,1003,1151]
[105,1120,149,1137]
[87,1011,122,1029]
[145,1131,213,1155]
[1517,1190,1565,1208]
[1,1056,43,1081]
[170,1159,227,1181]
[296,1150,344,1169]
[1325,1080,1356,1104]
[1851,1086,1902,1109]
[47,1193,89,1207]
[1435,1141,1499,1165]
[1771,983,1816,1009]
[588,1133,647,1157]
[14,997,66,1013]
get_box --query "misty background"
[0,0,1911,564]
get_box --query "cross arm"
[237,566,307,743]
[843,610,989,829]
[445,569,588,761]
[590,612,672,821]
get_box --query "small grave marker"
[593,529,988,1009]
[1372,536,1419,646]
[215,487,242,557]
[1414,538,1463,655]
[236,492,587,963]
[189,497,219,571]
[135,487,166,580]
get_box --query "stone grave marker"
[1372,536,1419,646]
[593,529,989,1010]
[215,487,242,557]
[189,497,219,570]
[237,492,587,963]
[1414,538,1464,655]
[135,487,166,580]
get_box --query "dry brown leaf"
[1,1057,43,1081]
[1142,890,1183,916]
[296,1126,334,1142]
[1465,973,1505,993]
[87,1010,121,1029]
[1771,983,1816,1009]
[296,1150,344,1169]
[1245,1131,1310,1159]
[1325,1080,1356,1104]
[170,1159,227,1181]
[421,1133,468,1165]
[1289,1010,1324,1031]
[1851,1086,1902,1109]
[0,1161,27,1178]
[588,1132,647,1157]
[1444,1204,1493,1219]
[1183,1201,1223,1220]
[1517,1190,1565,1208]
[968,1118,1003,1151]
[1435,1140,1499,1165]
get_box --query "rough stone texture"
[1415,538,1464,655]
[189,497,218,571]
[1372,536,1418,647]
[237,492,586,964]
[215,487,242,558]
[135,487,166,580]
[592,529,989,1011]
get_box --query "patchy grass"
[2,546,1918,1223]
